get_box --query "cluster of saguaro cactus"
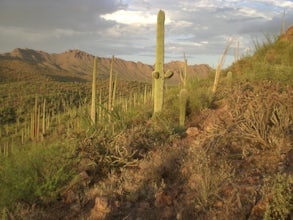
[90,55,118,125]
[0,142,13,157]
[30,96,46,142]
[152,10,173,114]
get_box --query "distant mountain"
[0,48,212,83]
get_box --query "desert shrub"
[187,78,212,113]
[262,174,293,220]
[181,147,234,216]
[228,81,293,153]
[77,120,180,178]
[0,142,76,210]
[194,79,292,166]
[92,142,185,210]
[0,106,16,124]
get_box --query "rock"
[160,207,174,219]
[139,201,151,209]
[155,192,173,208]
[78,158,98,174]
[89,197,111,220]
[249,197,269,220]
[215,201,223,208]
[62,189,79,204]
[79,171,90,184]
[186,127,199,137]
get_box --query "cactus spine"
[91,56,97,124]
[152,10,173,114]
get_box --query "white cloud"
[253,0,293,8]
[170,20,193,28]
[238,7,274,20]
[0,0,292,66]
[179,0,219,11]
[100,10,171,25]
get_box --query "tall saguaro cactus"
[91,56,97,124]
[108,55,115,112]
[179,55,188,127]
[152,10,173,114]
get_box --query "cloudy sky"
[0,0,292,67]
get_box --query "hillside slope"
[0,48,212,83]
[71,27,293,219]
[228,25,293,85]
[1,26,292,220]
[61,26,293,219]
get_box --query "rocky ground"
[15,80,293,220]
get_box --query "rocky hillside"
[0,26,292,220]
[0,48,212,83]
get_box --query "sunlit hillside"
[0,48,212,83]
[0,26,292,220]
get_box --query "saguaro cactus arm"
[164,70,174,78]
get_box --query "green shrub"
[182,147,234,215]
[0,142,76,210]
[0,107,16,124]
[263,174,293,220]
[227,31,293,86]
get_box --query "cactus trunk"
[91,57,97,124]
[154,10,164,113]
[179,56,188,127]
[42,98,46,135]
[179,89,188,127]
[108,56,115,112]
[152,10,173,114]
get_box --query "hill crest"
[0,48,212,83]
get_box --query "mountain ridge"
[0,48,212,83]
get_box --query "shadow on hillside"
[46,74,89,82]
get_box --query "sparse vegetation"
[0,18,292,220]
[263,174,293,220]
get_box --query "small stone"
[89,197,111,220]
[139,201,151,209]
[250,197,268,219]
[161,207,174,219]
[186,127,199,137]
[215,201,223,208]
[78,158,98,174]
[155,192,173,208]
[114,200,120,208]
[70,203,81,212]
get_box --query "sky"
[0,0,293,68]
